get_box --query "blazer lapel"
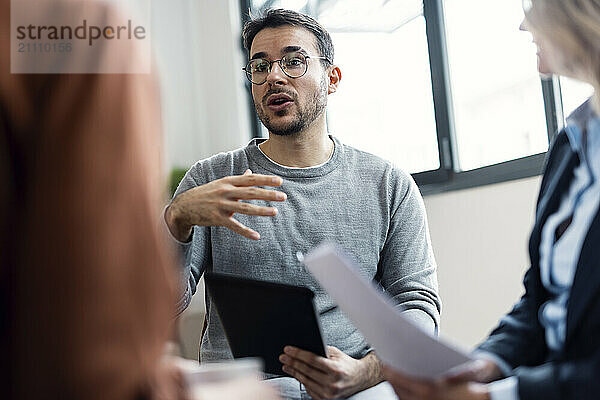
[565,209,600,343]
[529,149,579,264]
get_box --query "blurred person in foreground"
[0,0,278,398]
[383,0,600,399]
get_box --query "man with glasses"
[165,8,440,400]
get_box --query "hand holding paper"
[303,243,472,379]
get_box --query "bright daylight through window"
[245,0,592,189]
[324,2,440,174]
[250,0,438,174]
[560,77,594,118]
[444,0,548,171]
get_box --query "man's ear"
[327,65,341,95]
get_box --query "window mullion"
[240,0,264,139]
[541,76,564,144]
[423,0,457,173]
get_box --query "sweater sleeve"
[168,163,213,315]
[377,169,441,334]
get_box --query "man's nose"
[266,61,288,85]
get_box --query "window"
[246,0,438,174]
[240,0,589,193]
[444,0,548,171]
[324,5,440,174]
[560,77,594,118]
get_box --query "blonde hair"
[525,0,600,111]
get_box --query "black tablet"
[204,272,327,375]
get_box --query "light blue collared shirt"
[486,99,600,400]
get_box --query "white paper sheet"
[303,242,472,378]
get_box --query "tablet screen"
[204,272,327,375]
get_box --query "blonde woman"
[383,0,600,399]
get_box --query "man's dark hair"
[242,8,334,65]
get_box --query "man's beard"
[255,77,328,136]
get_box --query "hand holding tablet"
[204,272,327,375]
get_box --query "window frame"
[239,0,566,195]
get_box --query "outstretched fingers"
[232,187,287,202]
[224,200,279,217]
[227,173,283,188]
[224,217,261,240]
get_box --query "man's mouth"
[266,93,294,112]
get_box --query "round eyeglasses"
[243,51,329,85]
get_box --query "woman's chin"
[537,58,554,77]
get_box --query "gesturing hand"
[165,169,286,241]
[279,346,378,400]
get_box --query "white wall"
[150,0,252,358]
[152,0,252,170]
[424,176,542,349]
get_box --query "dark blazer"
[477,116,600,399]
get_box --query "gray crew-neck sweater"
[172,135,441,370]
